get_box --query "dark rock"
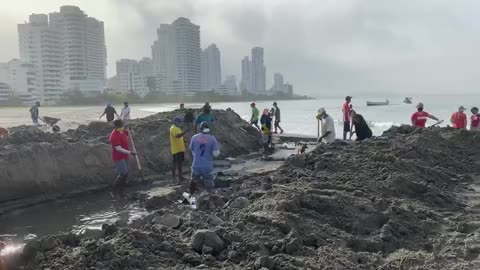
[255,256,275,270]
[191,229,225,254]
[288,155,306,168]
[228,196,249,209]
[153,213,181,229]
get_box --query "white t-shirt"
[120,107,131,120]
[321,115,336,143]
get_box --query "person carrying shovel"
[109,120,136,187]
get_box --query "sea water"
[0,94,478,138]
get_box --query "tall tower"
[251,47,266,93]
[201,44,221,91]
[240,56,252,92]
[49,6,107,95]
[18,14,63,102]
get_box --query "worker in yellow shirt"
[170,116,189,182]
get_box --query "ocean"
[0,94,478,138]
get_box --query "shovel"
[129,129,145,183]
[430,120,444,127]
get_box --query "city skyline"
[2,1,480,95]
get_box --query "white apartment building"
[151,18,201,95]
[0,83,10,102]
[18,14,63,103]
[223,75,238,95]
[201,44,221,91]
[18,6,107,103]
[49,6,106,96]
[0,59,37,102]
[240,56,252,92]
[273,73,284,92]
[251,47,266,93]
[115,58,153,98]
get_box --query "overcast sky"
[1,0,480,96]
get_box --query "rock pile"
[17,126,480,269]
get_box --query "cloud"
[1,0,480,95]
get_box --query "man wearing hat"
[411,102,440,128]
[189,121,220,195]
[451,106,467,129]
[342,96,353,140]
[170,116,189,182]
[316,108,336,143]
[120,101,131,121]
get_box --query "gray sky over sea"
[1,0,480,96]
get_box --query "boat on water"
[366,99,390,106]
[403,97,413,104]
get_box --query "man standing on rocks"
[170,116,189,182]
[260,108,273,152]
[29,101,41,126]
[249,103,260,131]
[450,106,467,129]
[317,108,336,143]
[195,107,214,133]
[471,107,479,130]
[120,102,131,122]
[342,96,353,140]
[272,102,284,134]
[109,120,136,187]
[99,104,119,123]
[189,121,220,195]
[411,102,440,128]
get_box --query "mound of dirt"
[0,109,261,206]
[17,127,480,269]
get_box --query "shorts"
[173,152,185,163]
[32,118,39,126]
[191,167,215,191]
[344,121,351,133]
[114,159,129,176]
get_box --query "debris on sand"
[16,127,480,269]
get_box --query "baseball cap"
[459,106,466,111]
[416,102,424,109]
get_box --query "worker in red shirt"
[411,102,440,128]
[450,106,467,129]
[109,120,136,186]
[471,107,480,130]
[342,96,353,140]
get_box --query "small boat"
[403,97,412,104]
[366,99,390,106]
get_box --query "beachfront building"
[115,58,154,98]
[18,14,63,103]
[223,75,239,95]
[240,56,252,92]
[0,59,37,103]
[272,73,284,92]
[201,44,222,92]
[18,6,106,103]
[49,6,107,96]
[151,18,202,95]
[251,47,266,93]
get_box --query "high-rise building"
[18,14,63,103]
[18,6,107,102]
[251,47,266,92]
[151,18,201,94]
[115,57,154,98]
[240,56,252,92]
[49,6,106,96]
[201,44,222,91]
[0,59,37,103]
[273,73,284,92]
[224,75,238,95]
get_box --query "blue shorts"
[114,159,129,176]
[191,167,214,191]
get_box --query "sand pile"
[17,126,480,269]
[0,109,261,207]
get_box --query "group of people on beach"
[316,96,374,143]
[249,102,284,152]
[108,102,220,200]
